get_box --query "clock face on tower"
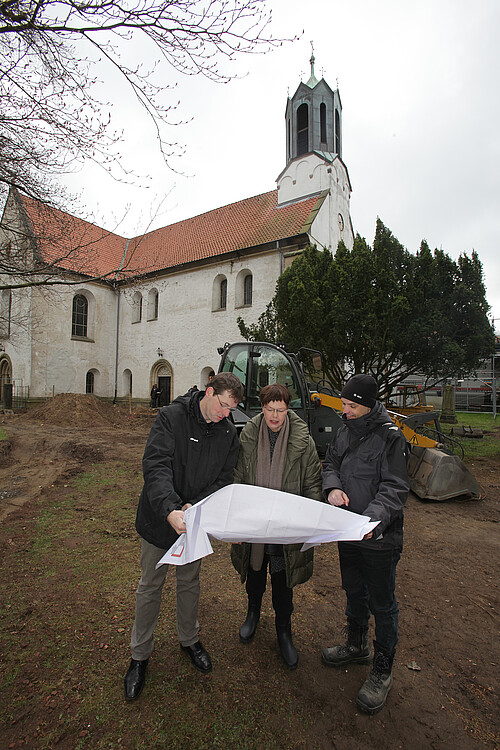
[338,213,344,231]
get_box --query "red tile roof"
[15,193,128,280]
[15,188,326,281]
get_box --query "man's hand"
[167,509,186,534]
[363,531,373,540]
[327,489,350,507]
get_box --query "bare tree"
[0,188,167,291]
[0,0,291,316]
[0,0,286,205]
[0,186,173,342]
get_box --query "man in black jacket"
[124,372,243,701]
[321,374,409,715]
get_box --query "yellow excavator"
[384,385,434,415]
[217,341,481,502]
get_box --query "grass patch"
[440,411,500,460]
[0,427,7,440]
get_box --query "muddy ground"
[0,395,498,749]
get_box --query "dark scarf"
[250,414,290,571]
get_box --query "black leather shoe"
[124,658,148,701]
[181,641,212,673]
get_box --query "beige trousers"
[130,538,201,661]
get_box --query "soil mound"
[25,394,132,428]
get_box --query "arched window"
[235,269,253,308]
[297,103,309,156]
[132,292,142,323]
[212,275,228,311]
[121,368,133,397]
[0,290,12,337]
[72,294,88,337]
[320,102,327,146]
[335,109,341,156]
[86,370,94,394]
[147,288,159,321]
[0,356,12,404]
[244,274,253,306]
[220,278,227,310]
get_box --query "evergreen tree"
[239,221,495,396]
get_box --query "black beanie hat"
[341,374,378,408]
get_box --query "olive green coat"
[230,410,323,588]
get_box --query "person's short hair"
[259,383,291,407]
[209,372,244,404]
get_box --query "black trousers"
[338,541,401,655]
[245,555,293,626]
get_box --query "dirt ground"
[0,395,498,749]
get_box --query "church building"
[0,56,353,407]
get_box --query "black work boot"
[239,604,261,643]
[322,619,371,667]
[276,621,298,670]
[356,646,394,714]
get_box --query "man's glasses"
[263,405,288,415]
[216,393,237,413]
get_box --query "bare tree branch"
[0,0,292,205]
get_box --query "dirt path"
[0,398,153,522]
[0,398,498,748]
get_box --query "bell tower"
[285,49,343,164]
[277,49,353,250]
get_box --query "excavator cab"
[218,341,342,456]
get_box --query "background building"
[0,58,353,406]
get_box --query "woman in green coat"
[231,383,322,669]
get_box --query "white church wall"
[117,251,280,400]
[28,281,117,398]
[0,285,34,390]
[277,153,329,205]
[309,165,353,253]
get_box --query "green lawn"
[440,411,500,460]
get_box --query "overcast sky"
[63,0,500,327]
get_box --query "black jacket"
[321,401,409,548]
[135,389,239,550]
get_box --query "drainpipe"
[277,240,283,275]
[113,287,121,403]
[113,240,130,403]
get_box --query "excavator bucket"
[407,445,482,501]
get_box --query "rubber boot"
[276,621,298,670]
[322,619,371,667]
[239,604,261,643]
[356,646,394,715]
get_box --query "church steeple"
[305,44,319,88]
[277,51,353,251]
[285,51,342,165]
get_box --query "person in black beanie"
[321,373,409,715]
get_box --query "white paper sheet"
[157,484,379,566]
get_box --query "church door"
[158,376,171,407]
